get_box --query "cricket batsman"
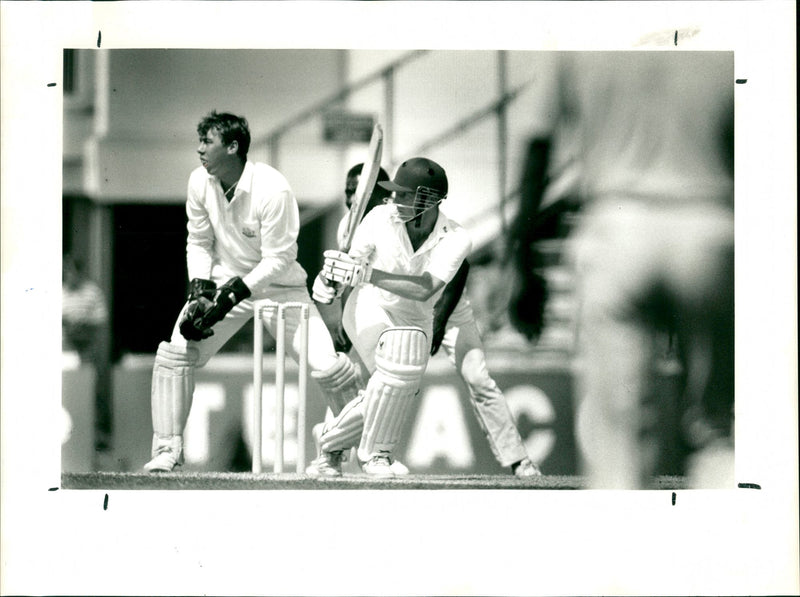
[317,162,542,477]
[308,157,472,477]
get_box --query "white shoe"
[306,422,345,477]
[513,458,542,477]
[305,450,344,477]
[362,452,395,478]
[390,459,409,475]
[144,450,180,473]
[144,435,183,473]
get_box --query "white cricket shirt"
[185,160,308,297]
[347,204,472,328]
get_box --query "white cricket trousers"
[438,297,529,468]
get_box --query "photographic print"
[2,2,797,595]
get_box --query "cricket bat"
[338,123,384,252]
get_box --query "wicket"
[252,300,309,474]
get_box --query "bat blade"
[339,123,383,252]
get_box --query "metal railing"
[256,50,429,171]
[258,49,533,241]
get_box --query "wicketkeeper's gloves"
[195,276,252,332]
[179,278,217,341]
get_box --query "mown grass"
[62,472,688,491]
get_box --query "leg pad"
[150,342,199,455]
[311,353,364,415]
[358,327,428,461]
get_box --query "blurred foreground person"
[509,52,734,488]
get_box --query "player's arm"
[322,224,470,303]
[369,269,447,302]
[321,250,446,302]
[181,175,222,340]
[242,188,299,293]
[185,173,216,280]
[430,259,470,355]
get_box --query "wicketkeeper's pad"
[150,341,199,455]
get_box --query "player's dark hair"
[346,163,391,210]
[197,111,251,161]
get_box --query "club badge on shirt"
[242,226,257,238]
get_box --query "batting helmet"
[379,157,448,223]
[379,157,448,198]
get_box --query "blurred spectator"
[508,52,734,489]
[62,254,113,458]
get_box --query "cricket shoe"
[144,450,181,473]
[361,452,396,478]
[305,450,344,477]
[309,422,349,460]
[390,459,410,475]
[513,458,542,477]
[144,436,183,473]
[306,423,345,477]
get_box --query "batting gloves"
[312,273,342,305]
[322,250,373,288]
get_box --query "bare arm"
[430,259,470,355]
[369,269,446,302]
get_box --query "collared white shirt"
[186,160,308,297]
[347,203,472,327]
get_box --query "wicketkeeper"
[144,111,363,473]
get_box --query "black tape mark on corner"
[97,31,102,48]
[48,487,59,492]
[671,492,676,505]
[674,30,678,46]
[103,493,109,510]
[47,82,57,87]
[736,79,748,84]
[738,482,761,490]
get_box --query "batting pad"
[151,342,200,441]
[320,392,365,452]
[311,353,364,415]
[358,327,428,461]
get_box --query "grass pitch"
[62,471,688,491]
